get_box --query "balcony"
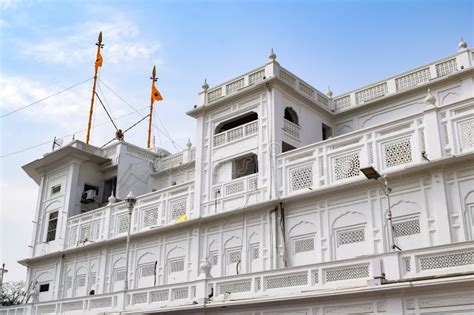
[4,241,473,314]
[283,118,300,139]
[154,147,196,173]
[213,120,259,147]
[64,182,194,250]
[277,101,474,196]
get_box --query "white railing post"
[422,91,443,160]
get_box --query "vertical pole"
[147,67,157,149]
[86,32,103,144]
[0,263,7,288]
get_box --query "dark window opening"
[322,123,333,141]
[284,107,299,125]
[84,184,99,194]
[51,185,61,195]
[215,112,258,134]
[46,211,58,242]
[282,142,297,153]
[39,283,50,292]
[102,177,117,204]
[232,153,258,179]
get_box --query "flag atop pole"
[147,65,163,149]
[86,31,104,144]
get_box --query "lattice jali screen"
[226,78,244,95]
[210,251,219,266]
[143,207,159,228]
[356,83,387,103]
[251,246,260,259]
[225,180,245,195]
[289,163,313,192]
[140,264,155,278]
[77,275,86,287]
[150,290,168,302]
[265,272,308,289]
[403,257,411,272]
[325,264,369,282]
[218,279,252,294]
[333,152,360,181]
[117,214,129,234]
[249,69,265,84]
[395,68,431,91]
[393,219,420,237]
[419,251,474,271]
[337,229,365,246]
[132,293,147,305]
[89,297,112,309]
[169,259,184,273]
[228,249,241,264]
[172,288,189,300]
[169,197,187,220]
[294,237,315,254]
[458,119,474,151]
[383,138,413,168]
[335,95,351,111]
[312,270,319,284]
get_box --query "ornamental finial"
[326,86,333,98]
[268,48,277,62]
[458,38,468,51]
[202,79,209,91]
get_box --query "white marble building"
[1,40,474,315]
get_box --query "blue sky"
[0,0,472,281]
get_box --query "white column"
[422,91,443,160]
[428,171,452,244]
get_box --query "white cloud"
[0,0,21,10]
[19,13,161,66]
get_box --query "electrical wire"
[0,106,148,159]
[97,78,184,151]
[0,77,94,119]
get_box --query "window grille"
[140,264,155,278]
[169,259,184,273]
[51,184,61,195]
[393,219,420,237]
[294,237,314,254]
[169,198,187,220]
[210,251,219,266]
[325,264,369,282]
[46,211,58,242]
[420,251,474,271]
[337,229,365,246]
[334,152,360,181]
[77,275,86,287]
[290,164,313,192]
[228,249,241,264]
[143,207,159,227]
[115,269,126,282]
[117,215,129,234]
[459,119,474,151]
[251,246,260,259]
[265,272,308,289]
[384,138,412,168]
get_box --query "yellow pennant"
[151,84,163,103]
[95,51,103,69]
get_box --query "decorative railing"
[212,174,258,199]
[65,182,194,249]
[5,242,472,314]
[213,120,259,147]
[277,102,474,196]
[332,50,471,112]
[283,119,301,139]
[154,147,196,172]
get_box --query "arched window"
[284,107,299,125]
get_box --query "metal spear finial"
[98,31,102,44]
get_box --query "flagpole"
[147,66,157,149]
[86,31,104,144]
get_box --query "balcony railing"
[154,147,196,172]
[4,242,473,314]
[277,102,474,196]
[283,119,300,139]
[65,182,194,250]
[333,49,472,112]
[213,120,259,147]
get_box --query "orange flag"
[151,84,163,103]
[95,51,103,69]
